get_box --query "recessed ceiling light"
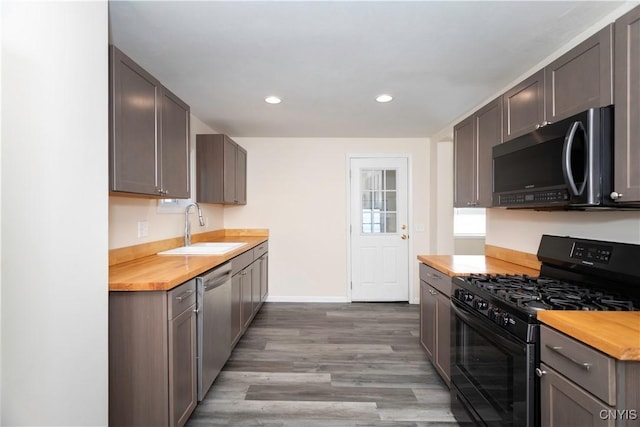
[376,94,393,103]
[265,96,282,104]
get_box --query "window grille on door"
[360,169,397,234]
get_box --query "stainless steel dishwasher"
[196,262,232,401]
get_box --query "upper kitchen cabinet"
[454,97,502,208]
[109,46,191,198]
[545,25,613,124]
[196,134,247,205]
[503,25,613,142]
[502,70,545,142]
[614,6,640,204]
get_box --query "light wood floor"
[187,302,459,427]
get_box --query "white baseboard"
[265,296,420,304]
[265,296,350,303]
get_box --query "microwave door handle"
[562,121,586,196]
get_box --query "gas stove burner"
[525,300,552,311]
[457,272,640,314]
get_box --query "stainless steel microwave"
[492,106,617,209]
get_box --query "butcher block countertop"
[538,311,640,361]
[109,229,268,292]
[417,244,540,277]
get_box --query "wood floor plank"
[187,302,458,426]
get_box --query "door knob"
[401,234,408,240]
[401,224,406,230]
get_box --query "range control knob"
[474,299,488,310]
[501,313,511,326]
[463,292,475,302]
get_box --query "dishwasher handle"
[202,264,232,291]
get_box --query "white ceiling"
[109,1,627,138]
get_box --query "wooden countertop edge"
[538,311,640,361]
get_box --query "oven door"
[450,299,537,427]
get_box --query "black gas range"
[450,235,640,427]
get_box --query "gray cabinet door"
[251,259,261,314]
[260,254,269,302]
[540,363,614,427]
[236,145,247,204]
[223,136,237,203]
[110,46,161,195]
[503,69,545,141]
[241,267,253,329]
[475,98,502,207]
[453,116,475,207]
[545,25,613,123]
[168,304,197,427]
[434,290,451,386]
[614,6,640,203]
[196,134,248,204]
[419,281,435,359]
[161,88,191,199]
[231,273,242,347]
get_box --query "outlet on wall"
[137,220,149,238]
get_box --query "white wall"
[1,2,108,425]
[109,114,224,249]
[225,137,430,303]
[487,209,640,253]
[434,139,454,254]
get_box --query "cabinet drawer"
[167,279,196,320]
[232,249,254,275]
[540,325,616,405]
[253,241,268,259]
[419,263,451,296]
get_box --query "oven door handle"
[451,300,526,352]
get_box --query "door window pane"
[361,168,398,234]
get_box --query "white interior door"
[350,157,409,302]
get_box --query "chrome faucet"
[184,202,205,246]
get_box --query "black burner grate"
[463,274,638,311]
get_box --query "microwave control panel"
[497,189,569,207]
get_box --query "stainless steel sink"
[157,242,247,256]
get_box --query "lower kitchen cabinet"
[241,265,253,329]
[231,273,243,346]
[259,252,269,301]
[539,325,640,427]
[231,241,269,348]
[419,263,451,386]
[109,279,197,427]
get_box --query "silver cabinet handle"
[546,345,592,371]
[610,191,624,200]
[175,289,194,302]
[426,272,443,281]
[535,368,546,377]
